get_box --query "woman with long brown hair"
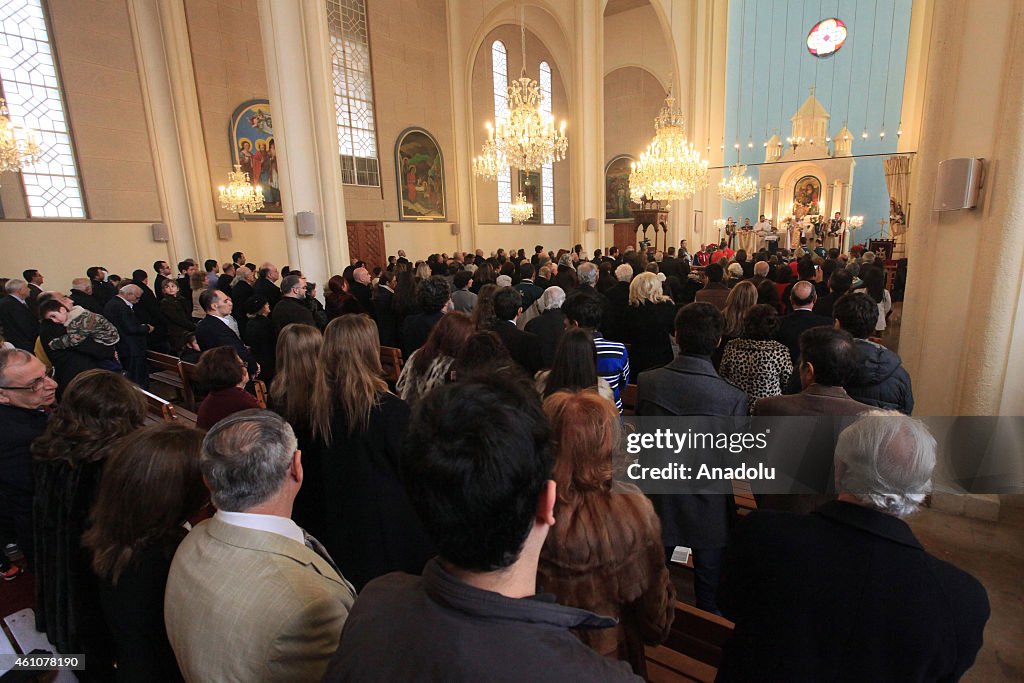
[32,370,147,677]
[714,280,758,369]
[538,391,674,676]
[312,315,434,590]
[83,423,207,682]
[396,312,474,407]
[471,283,499,329]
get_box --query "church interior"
[0,0,1023,680]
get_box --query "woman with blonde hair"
[312,315,434,590]
[621,271,678,381]
[714,280,758,370]
[538,391,674,676]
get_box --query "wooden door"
[346,221,386,273]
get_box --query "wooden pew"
[620,383,638,416]
[147,350,185,398]
[177,359,200,411]
[253,379,268,409]
[137,386,197,428]
[646,602,735,683]
[380,345,404,386]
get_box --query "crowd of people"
[0,241,989,682]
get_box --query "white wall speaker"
[586,217,599,232]
[216,222,232,240]
[151,223,169,242]
[450,223,460,235]
[934,158,984,211]
[296,211,318,236]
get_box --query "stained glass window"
[0,0,85,218]
[806,18,848,57]
[492,40,511,223]
[327,0,379,186]
[539,61,554,224]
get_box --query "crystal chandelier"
[473,5,568,177]
[218,164,264,214]
[717,157,758,204]
[629,90,709,202]
[510,192,534,223]
[0,99,42,174]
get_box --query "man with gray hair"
[524,286,566,367]
[0,279,38,351]
[102,282,152,387]
[165,410,355,682]
[717,411,989,682]
[576,261,598,289]
[69,277,103,314]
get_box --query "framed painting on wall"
[395,127,446,221]
[792,175,822,220]
[229,99,282,218]
[518,170,542,224]
[605,155,634,221]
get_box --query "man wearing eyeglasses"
[0,349,58,571]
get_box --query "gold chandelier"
[717,157,758,204]
[473,5,567,178]
[218,164,264,214]
[629,90,709,202]
[0,98,42,174]
[510,192,534,223]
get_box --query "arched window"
[327,0,380,186]
[492,41,511,223]
[539,61,554,224]
[0,0,84,217]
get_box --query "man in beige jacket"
[165,410,355,682]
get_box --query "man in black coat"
[487,288,543,376]
[601,264,633,341]
[636,302,747,615]
[813,268,853,318]
[400,276,451,360]
[271,275,316,335]
[131,270,167,352]
[175,261,197,304]
[253,262,282,310]
[68,278,103,314]
[524,287,566,369]
[775,280,832,392]
[230,266,256,337]
[194,289,257,375]
[0,279,39,351]
[717,413,989,682]
[22,269,45,315]
[834,292,914,414]
[0,349,58,564]
[87,266,116,307]
[153,260,172,296]
[216,263,236,294]
[513,263,543,311]
[103,284,152,388]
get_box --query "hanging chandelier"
[218,164,264,214]
[717,158,758,204]
[510,192,534,223]
[472,5,568,178]
[0,98,42,174]
[629,90,709,202]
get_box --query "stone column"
[256,0,349,287]
[572,0,604,253]
[126,0,213,263]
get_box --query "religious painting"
[518,170,542,224]
[229,99,282,217]
[395,128,446,221]
[605,155,634,221]
[792,175,822,220]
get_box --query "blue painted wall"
[722,0,913,245]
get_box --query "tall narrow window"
[326,0,379,187]
[492,40,511,223]
[0,0,84,217]
[539,61,554,224]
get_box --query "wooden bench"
[253,378,268,409]
[137,386,197,428]
[147,350,185,398]
[646,602,735,683]
[380,345,404,386]
[177,359,201,411]
[732,480,757,516]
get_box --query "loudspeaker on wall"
[934,158,984,211]
[450,223,460,235]
[586,218,599,232]
[296,211,318,236]
[216,223,232,240]
[151,223,169,242]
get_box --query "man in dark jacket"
[776,280,832,394]
[103,284,152,387]
[131,270,167,351]
[693,262,730,311]
[230,266,256,337]
[513,263,543,311]
[524,287,566,369]
[0,279,38,351]
[636,302,747,614]
[834,292,914,414]
[813,268,853,318]
[253,262,282,309]
[322,374,640,682]
[602,264,632,341]
[0,349,57,564]
[195,289,258,375]
[68,278,103,314]
[487,288,543,376]
[717,413,989,682]
[400,276,451,360]
[87,266,116,307]
[271,274,315,335]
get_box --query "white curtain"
[884,155,912,256]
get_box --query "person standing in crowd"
[562,288,630,413]
[158,279,195,355]
[272,274,315,334]
[525,286,567,369]
[400,276,452,359]
[69,278,103,314]
[195,289,258,377]
[325,274,365,320]
[450,270,477,314]
[714,281,758,370]
[253,263,282,309]
[230,265,256,336]
[193,347,259,431]
[84,423,208,683]
[619,272,677,382]
[103,284,152,388]
[719,305,793,412]
[535,328,614,403]
[397,312,474,409]
[0,279,38,351]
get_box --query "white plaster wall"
[603,4,672,87]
